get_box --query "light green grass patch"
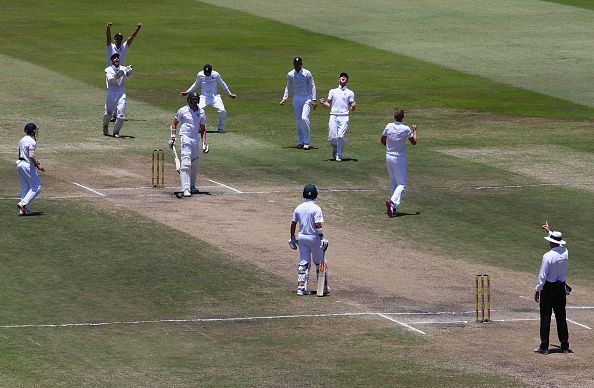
[204,0,594,107]
[440,145,594,192]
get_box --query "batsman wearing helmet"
[16,123,45,216]
[169,92,208,197]
[289,184,329,296]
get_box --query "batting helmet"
[24,122,38,136]
[293,57,303,64]
[187,92,200,104]
[203,64,212,75]
[303,184,318,200]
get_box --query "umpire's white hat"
[544,231,566,245]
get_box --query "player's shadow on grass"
[205,130,224,134]
[23,211,44,217]
[173,191,211,199]
[282,145,319,150]
[548,345,573,354]
[106,134,136,139]
[325,157,358,162]
[394,210,421,217]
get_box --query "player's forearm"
[185,81,198,94]
[290,222,297,238]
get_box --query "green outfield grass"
[0,0,592,385]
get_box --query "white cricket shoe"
[183,190,192,197]
[303,144,310,150]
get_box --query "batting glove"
[320,238,329,252]
[288,238,298,250]
[168,138,175,148]
[116,68,125,78]
[202,143,209,154]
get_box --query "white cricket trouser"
[328,115,349,158]
[386,154,407,209]
[17,161,42,208]
[104,91,126,119]
[200,94,226,131]
[179,136,200,191]
[292,96,312,145]
[297,234,323,292]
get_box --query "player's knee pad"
[180,156,192,172]
[297,262,310,286]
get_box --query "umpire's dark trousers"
[539,281,569,351]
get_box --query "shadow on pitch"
[105,134,136,139]
[394,210,421,218]
[21,211,44,217]
[282,145,319,150]
[173,191,211,199]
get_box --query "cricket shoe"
[335,156,342,162]
[533,347,549,355]
[190,187,200,194]
[296,290,310,296]
[183,190,192,197]
[17,202,29,216]
[385,200,397,218]
[114,133,121,138]
[217,128,225,133]
[303,144,310,150]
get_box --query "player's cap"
[303,184,318,200]
[293,57,303,64]
[203,64,212,75]
[24,122,38,135]
[110,53,120,60]
[544,231,566,245]
[114,33,123,40]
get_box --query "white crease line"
[72,182,106,197]
[377,313,426,335]
[411,320,469,325]
[492,318,540,322]
[474,183,559,190]
[567,306,594,310]
[207,179,243,193]
[567,319,591,330]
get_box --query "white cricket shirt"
[283,68,316,100]
[327,85,355,115]
[292,199,324,236]
[107,42,128,66]
[535,247,568,291]
[105,65,126,93]
[185,70,231,97]
[175,105,206,140]
[18,135,36,164]
[383,122,413,157]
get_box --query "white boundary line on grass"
[71,182,106,197]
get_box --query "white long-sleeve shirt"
[105,65,127,93]
[106,42,128,66]
[327,85,355,115]
[283,68,316,100]
[185,70,231,97]
[535,246,568,291]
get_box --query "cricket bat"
[172,145,180,173]
[316,257,327,297]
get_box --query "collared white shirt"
[185,70,231,97]
[175,105,206,140]
[327,85,355,115]
[107,42,128,66]
[292,199,324,236]
[535,246,568,291]
[18,135,36,164]
[283,68,316,100]
[105,65,126,93]
[382,122,413,157]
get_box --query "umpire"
[534,221,570,354]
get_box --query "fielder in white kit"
[169,92,207,197]
[289,184,329,296]
[16,123,45,216]
[103,53,133,137]
[105,21,141,66]
[280,57,317,149]
[319,72,356,161]
[381,109,417,217]
[181,64,236,133]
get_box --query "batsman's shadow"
[22,211,44,217]
[325,157,358,162]
[173,191,211,199]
